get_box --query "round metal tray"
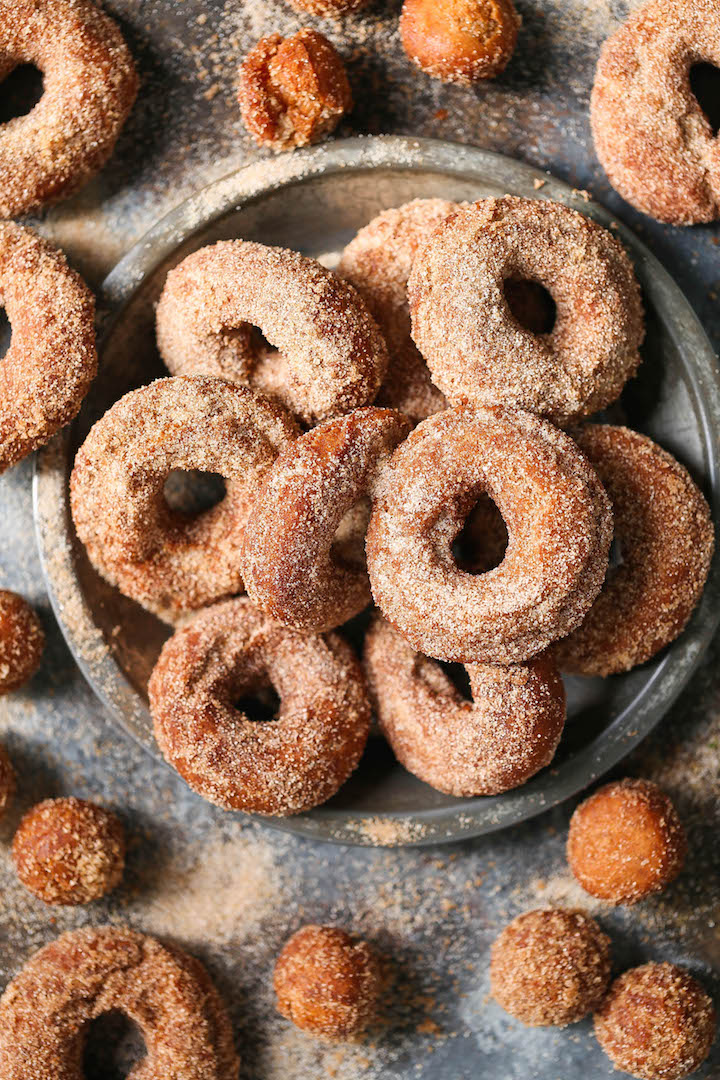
[33,136,720,847]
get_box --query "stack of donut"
[70,195,715,816]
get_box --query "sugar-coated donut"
[0,588,44,693]
[338,199,456,423]
[408,197,644,425]
[156,240,388,426]
[0,926,240,1080]
[400,0,520,85]
[241,407,411,632]
[364,616,566,796]
[0,223,97,474]
[554,425,714,677]
[0,0,138,218]
[366,405,613,664]
[149,596,371,815]
[70,377,298,623]
[591,0,720,225]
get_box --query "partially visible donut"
[0,926,239,1080]
[554,425,714,677]
[366,405,613,664]
[0,589,44,693]
[408,197,645,425]
[70,377,298,623]
[338,199,455,423]
[364,616,566,796]
[0,0,138,218]
[241,407,411,632]
[591,0,720,225]
[0,223,97,474]
[155,240,389,426]
[148,597,371,815]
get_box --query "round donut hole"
[331,497,372,572]
[452,495,509,575]
[503,277,557,335]
[0,63,44,125]
[234,685,282,724]
[689,62,720,136]
[163,469,227,517]
[83,1009,146,1080]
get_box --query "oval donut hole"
[163,469,227,518]
[233,685,281,724]
[331,497,372,573]
[83,1009,147,1080]
[451,493,509,575]
[0,63,44,125]
[503,277,557,335]
[689,61,720,135]
[436,661,473,701]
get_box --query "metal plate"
[33,135,720,847]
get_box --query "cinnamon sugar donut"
[591,0,720,226]
[408,197,645,426]
[364,616,566,796]
[338,199,455,423]
[0,223,96,474]
[148,596,371,815]
[0,0,138,218]
[70,377,298,623]
[0,589,44,692]
[241,407,411,632]
[156,240,388,426]
[400,0,520,85]
[366,406,613,665]
[554,426,714,677]
[0,926,239,1080]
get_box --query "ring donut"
[553,425,714,677]
[408,197,645,425]
[338,199,456,423]
[241,407,411,631]
[591,0,720,225]
[366,405,613,665]
[155,240,389,426]
[0,0,138,218]
[0,223,96,473]
[148,596,371,815]
[364,616,566,797]
[70,377,298,623]
[0,925,239,1080]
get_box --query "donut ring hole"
[83,1009,146,1080]
[503,276,557,335]
[0,305,10,361]
[0,63,44,125]
[452,493,509,575]
[163,469,227,518]
[689,61,720,135]
[234,685,282,724]
[436,660,473,701]
[331,496,372,573]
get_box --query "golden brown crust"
[0,742,15,818]
[553,425,714,677]
[591,0,720,225]
[148,596,371,815]
[594,963,716,1080]
[0,589,44,693]
[12,797,125,906]
[70,377,299,624]
[0,223,97,474]
[408,197,645,426]
[241,408,411,632]
[490,908,612,1027]
[0,0,138,218]
[567,779,687,905]
[274,925,381,1038]
[400,0,520,85]
[366,405,613,664]
[364,615,566,796]
[0,926,240,1080]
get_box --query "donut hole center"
[332,497,372,573]
[0,63,44,124]
[437,661,473,702]
[453,495,508,575]
[690,62,720,136]
[0,307,10,361]
[234,684,281,723]
[83,1010,147,1080]
[504,277,557,335]
[163,470,227,517]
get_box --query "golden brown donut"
[400,0,520,84]
[155,240,388,427]
[338,199,455,423]
[0,223,97,474]
[148,596,371,815]
[567,779,687,905]
[70,377,298,624]
[554,425,715,677]
[366,405,613,664]
[241,407,411,632]
[0,926,240,1080]
[591,0,720,225]
[0,588,44,693]
[408,197,645,426]
[0,0,138,218]
[0,742,15,819]
[364,615,566,796]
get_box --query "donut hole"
[234,684,282,723]
[0,63,44,124]
[452,495,508,575]
[689,62,720,136]
[437,661,473,701]
[504,277,557,335]
[0,307,10,361]
[83,1009,146,1080]
[163,469,227,517]
[331,497,372,572]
